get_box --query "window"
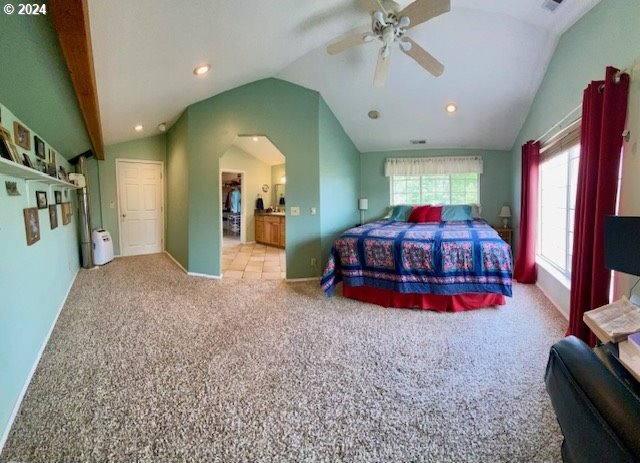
[537,125,580,277]
[390,173,480,205]
[385,156,483,206]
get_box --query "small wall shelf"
[0,157,79,189]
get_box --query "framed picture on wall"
[0,127,21,163]
[36,190,47,209]
[61,202,71,225]
[49,205,58,229]
[13,121,31,150]
[22,153,33,168]
[23,207,40,245]
[34,135,45,159]
[55,190,62,204]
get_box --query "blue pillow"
[442,205,473,221]
[389,205,413,221]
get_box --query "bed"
[321,219,512,311]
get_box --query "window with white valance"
[384,156,483,176]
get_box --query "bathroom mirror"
[274,183,285,209]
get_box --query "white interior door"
[117,160,163,256]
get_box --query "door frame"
[115,158,165,256]
[219,169,247,249]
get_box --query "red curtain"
[568,67,630,343]
[514,141,540,283]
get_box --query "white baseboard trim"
[286,277,321,282]
[187,272,222,280]
[163,252,221,279]
[535,282,569,321]
[0,269,79,453]
[163,251,187,274]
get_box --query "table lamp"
[358,198,368,225]
[499,206,511,229]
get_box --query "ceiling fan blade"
[400,37,444,77]
[398,0,450,29]
[356,0,400,14]
[327,32,371,55]
[374,48,390,87]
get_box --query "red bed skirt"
[342,285,506,312]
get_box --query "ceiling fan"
[326,0,450,87]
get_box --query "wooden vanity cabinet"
[255,214,285,248]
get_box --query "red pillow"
[408,205,443,223]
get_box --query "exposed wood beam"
[50,0,105,160]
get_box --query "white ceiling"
[232,136,286,166]
[88,0,600,152]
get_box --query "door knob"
[122,214,126,218]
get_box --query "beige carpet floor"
[1,254,566,463]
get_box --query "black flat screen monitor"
[604,216,640,276]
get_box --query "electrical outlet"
[310,207,316,215]
[310,257,317,267]
[291,207,300,216]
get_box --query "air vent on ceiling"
[410,139,427,145]
[542,0,564,12]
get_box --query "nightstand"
[494,227,512,246]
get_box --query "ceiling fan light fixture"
[399,40,412,52]
[445,103,458,114]
[398,16,410,28]
[193,63,211,77]
[373,10,386,26]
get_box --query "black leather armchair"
[545,335,640,463]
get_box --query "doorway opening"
[220,135,286,280]
[221,171,244,243]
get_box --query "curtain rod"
[539,117,581,152]
[534,103,582,144]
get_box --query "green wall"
[511,0,640,249]
[361,149,512,226]
[0,104,81,446]
[186,78,322,278]
[0,14,90,159]
[220,145,273,242]
[319,97,360,264]
[166,112,189,269]
[0,13,88,447]
[86,134,166,254]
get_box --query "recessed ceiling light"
[193,63,211,76]
[157,123,167,132]
[445,103,457,114]
[252,136,259,142]
[368,110,380,119]
[134,124,144,132]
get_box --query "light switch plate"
[310,207,316,215]
[290,206,300,216]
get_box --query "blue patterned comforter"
[321,220,512,297]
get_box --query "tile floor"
[222,237,286,280]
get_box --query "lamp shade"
[358,198,369,211]
[499,206,511,218]
[605,216,640,276]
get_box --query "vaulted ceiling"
[88,0,600,152]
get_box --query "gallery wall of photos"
[0,102,76,246]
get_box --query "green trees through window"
[391,173,479,205]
